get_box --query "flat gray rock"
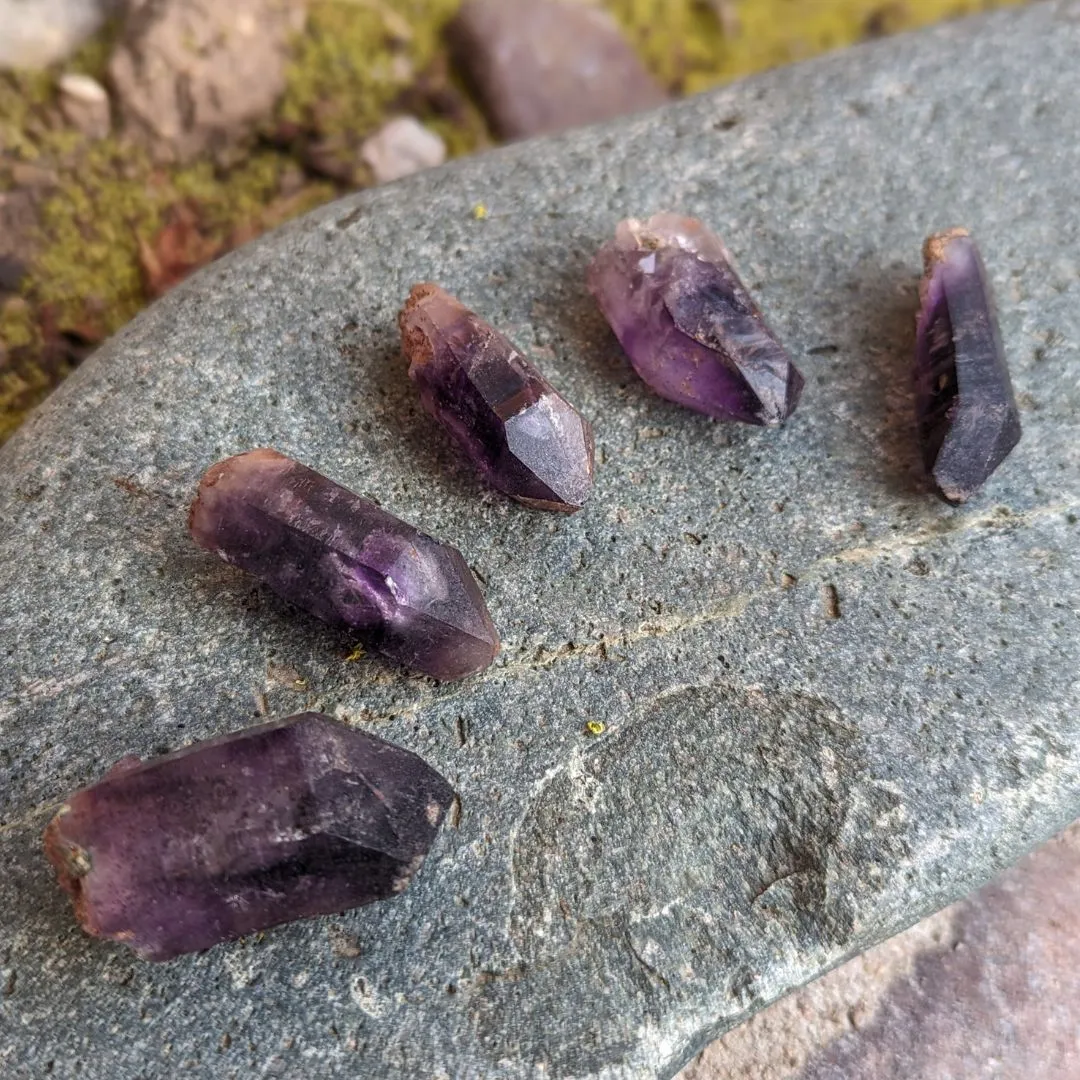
[2,4,1080,1077]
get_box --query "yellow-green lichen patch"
[0,68,57,162]
[606,0,1025,94]
[30,146,302,334]
[0,298,51,441]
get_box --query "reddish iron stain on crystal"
[44,713,454,961]
[189,449,499,680]
[399,284,595,513]
[587,214,804,425]
[915,228,1021,503]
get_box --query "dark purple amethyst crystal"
[189,449,499,680]
[915,228,1022,503]
[44,713,454,961]
[399,284,595,512]
[587,214,804,425]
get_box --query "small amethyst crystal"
[44,713,454,961]
[399,284,595,513]
[189,449,499,680]
[915,228,1022,503]
[587,214,804,425]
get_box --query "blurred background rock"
[0,0,1024,443]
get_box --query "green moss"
[172,153,287,235]
[0,299,39,351]
[32,142,158,332]
[29,145,298,333]
[280,0,487,153]
[0,363,52,442]
[607,0,1025,93]
[65,16,124,83]
[0,68,56,161]
[0,299,50,442]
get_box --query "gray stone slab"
[2,4,1079,1076]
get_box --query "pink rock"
[448,0,669,139]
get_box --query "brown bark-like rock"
[108,0,307,162]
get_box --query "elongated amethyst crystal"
[189,449,499,680]
[915,228,1022,503]
[44,713,454,961]
[587,214,804,425]
[399,284,595,512]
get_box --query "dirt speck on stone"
[823,583,841,619]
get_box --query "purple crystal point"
[44,713,454,961]
[915,228,1022,503]
[189,449,499,680]
[587,214,804,425]
[399,284,595,512]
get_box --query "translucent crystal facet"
[587,214,804,425]
[189,449,499,680]
[915,228,1022,503]
[399,284,595,512]
[44,713,454,961]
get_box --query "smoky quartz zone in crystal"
[44,713,455,961]
[915,228,1022,503]
[400,283,595,513]
[189,449,499,680]
[588,213,804,425]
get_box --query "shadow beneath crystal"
[532,237,760,450]
[531,240,659,404]
[160,521,382,681]
[343,322,505,510]
[823,259,931,500]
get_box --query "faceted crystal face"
[399,284,595,512]
[587,213,804,425]
[189,449,499,680]
[44,713,455,961]
[915,229,1022,503]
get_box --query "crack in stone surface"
[1,499,1069,839]
[350,498,1074,725]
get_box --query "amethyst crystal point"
[915,228,1022,503]
[587,214,804,425]
[399,283,595,512]
[189,449,499,680]
[44,713,454,961]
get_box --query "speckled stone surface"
[2,4,1079,1077]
